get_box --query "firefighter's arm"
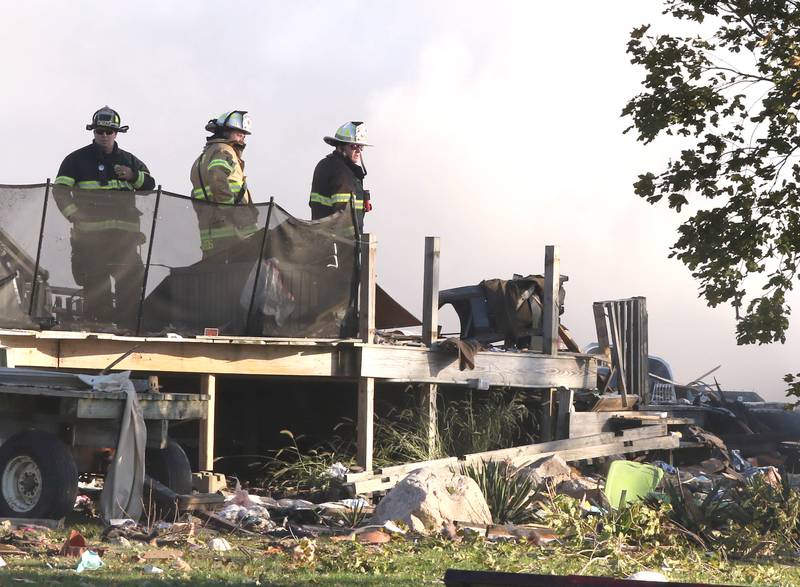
[53,156,79,220]
[205,150,236,204]
[126,155,156,190]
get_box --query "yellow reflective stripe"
[76,180,133,190]
[310,192,332,206]
[201,223,258,244]
[74,219,140,232]
[132,170,146,189]
[330,193,352,204]
[62,203,79,218]
[54,175,75,187]
[208,159,233,173]
[311,192,362,209]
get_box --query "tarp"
[0,183,360,338]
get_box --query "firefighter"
[309,121,372,232]
[53,106,155,330]
[190,110,259,261]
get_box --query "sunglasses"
[94,129,116,136]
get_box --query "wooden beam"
[464,424,668,465]
[356,377,374,471]
[360,345,597,389]
[198,374,216,472]
[349,427,675,494]
[0,335,356,377]
[422,236,440,346]
[542,245,559,356]
[569,410,669,438]
[359,233,377,343]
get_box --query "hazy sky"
[2,1,798,399]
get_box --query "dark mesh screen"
[0,184,359,338]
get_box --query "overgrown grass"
[368,387,533,468]
[247,387,534,494]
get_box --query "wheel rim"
[2,456,42,513]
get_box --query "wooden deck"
[0,238,600,473]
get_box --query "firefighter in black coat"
[309,121,372,233]
[53,106,155,330]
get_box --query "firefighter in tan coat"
[190,111,258,260]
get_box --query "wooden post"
[357,233,377,471]
[540,388,556,442]
[357,377,374,471]
[592,302,611,364]
[198,374,216,472]
[422,237,440,346]
[542,245,560,356]
[421,236,441,456]
[359,233,376,343]
[556,387,574,439]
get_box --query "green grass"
[0,510,800,587]
[0,528,799,586]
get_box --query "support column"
[543,245,560,356]
[357,234,376,470]
[198,374,216,472]
[421,236,441,456]
[555,387,574,440]
[357,377,375,471]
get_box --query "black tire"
[0,430,78,518]
[146,440,192,495]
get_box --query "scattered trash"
[356,529,391,544]
[142,564,164,574]
[651,460,677,475]
[0,556,6,568]
[140,548,182,561]
[603,461,663,508]
[207,537,232,552]
[327,462,349,480]
[75,550,104,573]
[60,530,88,557]
[626,570,668,581]
[382,520,406,535]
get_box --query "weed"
[261,430,351,495]
[333,500,369,528]
[461,460,538,524]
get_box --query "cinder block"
[192,472,226,493]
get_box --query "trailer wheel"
[146,440,192,495]
[0,431,78,518]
